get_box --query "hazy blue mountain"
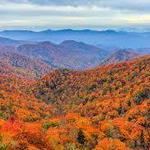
[0,36,25,46]
[1,29,150,48]
[17,40,108,69]
[0,36,35,47]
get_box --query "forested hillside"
[0,55,149,149]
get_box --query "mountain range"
[0,36,143,72]
[17,40,108,69]
[1,29,150,48]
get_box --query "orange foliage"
[0,55,149,149]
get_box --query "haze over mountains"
[1,29,150,48]
[0,36,25,46]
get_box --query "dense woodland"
[0,55,149,150]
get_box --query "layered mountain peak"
[101,49,140,65]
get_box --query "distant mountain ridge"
[0,36,35,46]
[0,36,25,46]
[1,29,150,48]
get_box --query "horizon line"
[0,28,150,33]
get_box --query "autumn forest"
[0,43,149,150]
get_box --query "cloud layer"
[2,0,150,10]
[0,0,150,30]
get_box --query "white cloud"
[1,0,150,11]
[0,0,150,30]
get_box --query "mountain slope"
[0,55,149,149]
[33,55,150,111]
[31,55,150,149]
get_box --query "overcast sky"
[0,0,150,31]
